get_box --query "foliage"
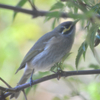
[75,41,88,69]
[0,0,100,100]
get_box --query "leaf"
[51,17,60,29]
[83,0,90,5]
[92,3,100,14]
[89,64,100,69]
[75,42,88,69]
[25,85,38,97]
[25,87,31,95]
[13,0,27,20]
[63,95,69,100]
[83,42,88,60]
[86,25,98,54]
[64,64,74,70]
[44,1,64,23]
[50,1,64,11]
[74,6,78,14]
[38,71,50,78]
[62,52,72,63]
[81,19,85,29]
[50,62,62,73]
[32,84,38,91]
[44,11,60,22]
[53,97,61,100]
[52,18,56,29]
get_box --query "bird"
[10,20,78,99]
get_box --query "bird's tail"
[10,68,32,99]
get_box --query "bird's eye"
[59,26,65,33]
[62,25,71,34]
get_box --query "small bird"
[11,20,78,99]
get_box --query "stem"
[0,69,100,99]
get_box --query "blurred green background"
[0,0,100,100]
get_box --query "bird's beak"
[72,19,79,26]
[68,19,79,30]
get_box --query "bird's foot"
[51,69,63,80]
[57,69,63,80]
[30,69,34,87]
[30,77,33,87]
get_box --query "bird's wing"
[15,49,43,74]
[15,31,56,73]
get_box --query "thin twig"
[28,0,37,11]
[28,0,38,18]
[0,78,12,88]
[22,90,27,100]
[84,22,90,29]
[0,4,69,18]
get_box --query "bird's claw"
[30,69,34,87]
[57,69,63,80]
[30,77,33,87]
[51,68,63,80]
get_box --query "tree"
[0,0,100,100]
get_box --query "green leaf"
[86,25,98,54]
[50,62,63,73]
[32,84,38,91]
[75,42,88,69]
[50,1,64,11]
[63,95,69,100]
[83,42,88,60]
[44,1,64,25]
[89,64,100,69]
[92,3,100,14]
[74,6,78,13]
[38,71,50,77]
[17,0,27,7]
[13,0,27,20]
[25,84,38,95]
[62,52,72,63]
[44,11,60,22]
[50,64,58,72]
[53,97,61,100]
[64,64,74,70]
[83,0,90,5]
[52,18,56,29]
[80,19,85,28]
[25,87,31,95]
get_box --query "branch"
[0,4,69,18]
[77,0,87,11]
[0,3,100,20]
[0,69,100,99]
[0,78,12,88]
[28,0,37,11]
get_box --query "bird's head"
[54,20,78,37]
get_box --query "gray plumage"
[10,21,77,99]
